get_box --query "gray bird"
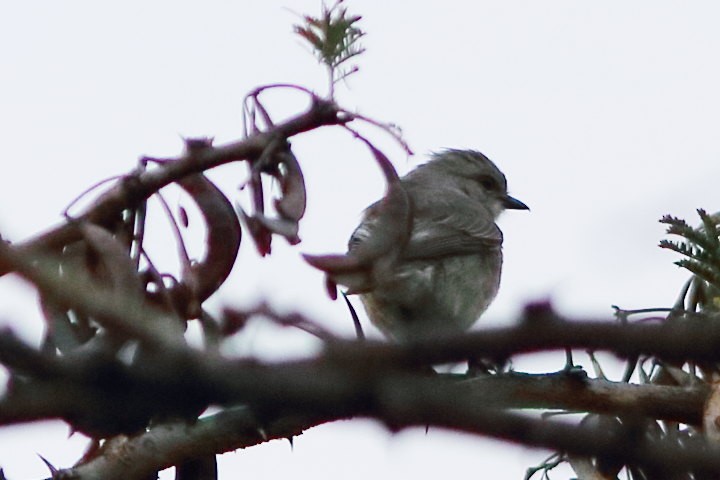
[305,149,528,342]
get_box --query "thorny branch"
[0,77,423,478]
[1,249,720,478]
[0,97,341,274]
[0,304,716,478]
[3,206,720,479]
[11,4,720,479]
[0,80,718,479]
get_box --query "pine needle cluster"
[660,209,720,310]
[294,0,365,96]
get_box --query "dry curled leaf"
[273,147,306,223]
[178,174,241,299]
[303,141,410,296]
[156,173,242,318]
[236,205,273,257]
[240,140,306,253]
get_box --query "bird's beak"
[502,195,529,211]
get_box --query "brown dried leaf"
[252,213,300,245]
[237,205,272,256]
[274,148,306,223]
[177,173,241,304]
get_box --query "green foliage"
[294,0,365,95]
[660,209,720,310]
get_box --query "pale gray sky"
[1,1,719,478]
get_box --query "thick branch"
[379,385,720,475]
[455,372,706,425]
[0,318,713,477]
[0,325,709,430]
[0,245,184,349]
[322,308,720,366]
[60,408,335,480]
[39,372,710,479]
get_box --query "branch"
[379,384,720,476]
[0,243,185,349]
[321,305,720,366]
[0,308,715,477]
[0,319,709,431]
[0,97,343,277]
[455,372,706,425]
[36,372,710,479]
[60,408,335,480]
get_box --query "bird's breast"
[361,250,502,341]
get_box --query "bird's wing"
[347,199,386,252]
[305,183,412,294]
[402,195,502,260]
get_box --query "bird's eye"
[477,176,498,191]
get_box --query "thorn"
[37,454,58,475]
[342,291,364,340]
[183,136,215,154]
[286,436,294,451]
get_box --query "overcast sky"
[2,2,720,478]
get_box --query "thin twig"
[62,175,124,218]
[341,109,414,155]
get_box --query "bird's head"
[415,149,529,218]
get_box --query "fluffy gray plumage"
[307,149,528,341]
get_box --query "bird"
[304,149,528,342]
